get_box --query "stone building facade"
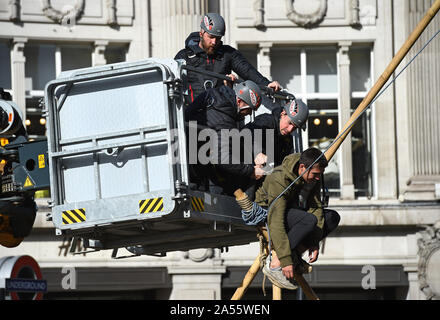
[0,0,439,300]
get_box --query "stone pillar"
[374,0,397,199]
[219,0,231,45]
[11,37,27,119]
[338,41,355,199]
[167,249,226,300]
[92,40,109,67]
[161,0,208,58]
[257,42,272,79]
[403,0,440,201]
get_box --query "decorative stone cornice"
[93,40,109,66]
[41,0,85,24]
[183,248,214,263]
[418,221,440,300]
[11,37,27,63]
[285,0,327,28]
[338,41,352,66]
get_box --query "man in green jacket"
[255,147,340,289]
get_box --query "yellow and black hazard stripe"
[191,197,205,212]
[139,197,164,214]
[62,209,86,225]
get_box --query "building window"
[306,48,338,94]
[271,48,301,94]
[60,44,93,72]
[270,45,373,198]
[23,43,92,139]
[24,106,47,138]
[105,45,127,64]
[24,44,57,93]
[350,47,372,197]
[239,45,258,70]
[351,99,372,197]
[22,42,127,139]
[208,0,220,14]
[350,47,372,93]
[0,41,11,90]
[271,46,373,198]
[306,99,340,193]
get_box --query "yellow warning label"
[62,209,86,225]
[24,176,34,188]
[139,198,164,214]
[38,154,45,169]
[191,197,205,212]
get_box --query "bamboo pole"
[231,253,262,300]
[324,0,440,162]
[271,249,318,300]
[230,202,319,300]
[230,244,318,300]
[273,285,282,300]
[294,273,319,300]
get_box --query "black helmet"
[283,99,309,131]
[200,13,225,37]
[233,80,262,111]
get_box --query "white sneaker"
[262,258,298,290]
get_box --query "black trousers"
[285,208,340,251]
[200,164,255,197]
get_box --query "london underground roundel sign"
[0,255,47,300]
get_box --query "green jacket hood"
[280,153,301,181]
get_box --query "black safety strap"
[181,65,296,101]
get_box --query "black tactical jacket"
[175,32,271,104]
[242,107,294,167]
[185,85,254,179]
